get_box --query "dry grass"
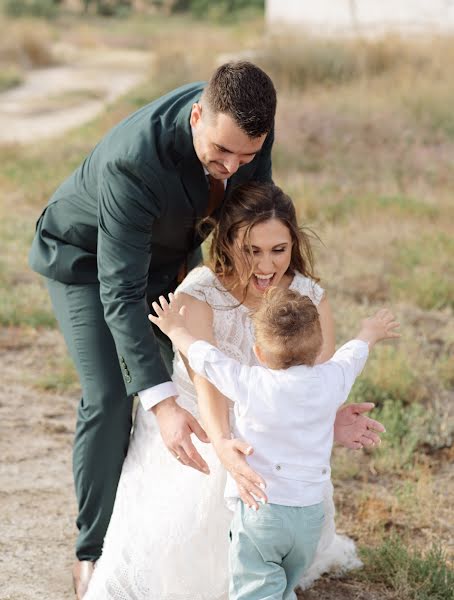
[0,17,57,68]
[0,64,23,91]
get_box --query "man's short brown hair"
[203,61,276,137]
[253,287,323,369]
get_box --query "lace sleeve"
[175,266,214,303]
[291,273,325,306]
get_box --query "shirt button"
[322,468,327,474]
[275,465,281,471]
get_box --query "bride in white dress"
[85,182,381,600]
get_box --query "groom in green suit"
[29,61,276,597]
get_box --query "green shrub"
[0,66,23,92]
[350,346,418,406]
[256,36,424,91]
[403,78,454,139]
[0,281,56,328]
[92,0,132,17]
[359,537,454,600]
[189,0,264,20]
[257,40,360,90]
[322,195,438,224]
[389,234,454,310]
[369,399,426,469]
[349,349,427,470]
[438,355,454,389]
[4,0,58,18]
[34,355,78,392]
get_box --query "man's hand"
[152,397,210,474]
[213,437,267,510]
[334,402,385,449]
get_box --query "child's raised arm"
[148,294,252,405]
[322,308,400,410]
[148,293,196,356]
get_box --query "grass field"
[1,12,452,599]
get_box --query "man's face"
[190,103,267,180]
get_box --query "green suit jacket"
[29,82,274,395]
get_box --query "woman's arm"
[176,293,231,440]
[315,294,336,363]
[178,293,267,507]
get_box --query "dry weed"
[0,18,57,68]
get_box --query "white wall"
[266,0,454,35]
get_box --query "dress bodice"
[172,266,324,414]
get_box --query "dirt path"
[1,329,77,599]
[0,47,151,144]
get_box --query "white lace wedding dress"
[85,267,361,600]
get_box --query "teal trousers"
[46,279,173,561]
[229,501,325,600]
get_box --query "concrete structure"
[266,0,454,35]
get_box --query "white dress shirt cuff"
[137,381,178,411]
[187,340,216,376]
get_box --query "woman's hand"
[213,438,268,510]
[334,402,385,449]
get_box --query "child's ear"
[253,344,264,363]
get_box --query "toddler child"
[149,288,400,600]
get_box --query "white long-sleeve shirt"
[188,339,369,507]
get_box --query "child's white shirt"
[188,339,369,508]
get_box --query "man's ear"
[190,102,202,128]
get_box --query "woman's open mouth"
[252,273,276,291]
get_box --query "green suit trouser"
[46,279,173,561]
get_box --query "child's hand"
[358,308,400,347]
[148,293,187,337]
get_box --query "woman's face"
[231,218,293,302]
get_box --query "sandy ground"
[1,329,77,600]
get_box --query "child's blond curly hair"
[252,287,323,369]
